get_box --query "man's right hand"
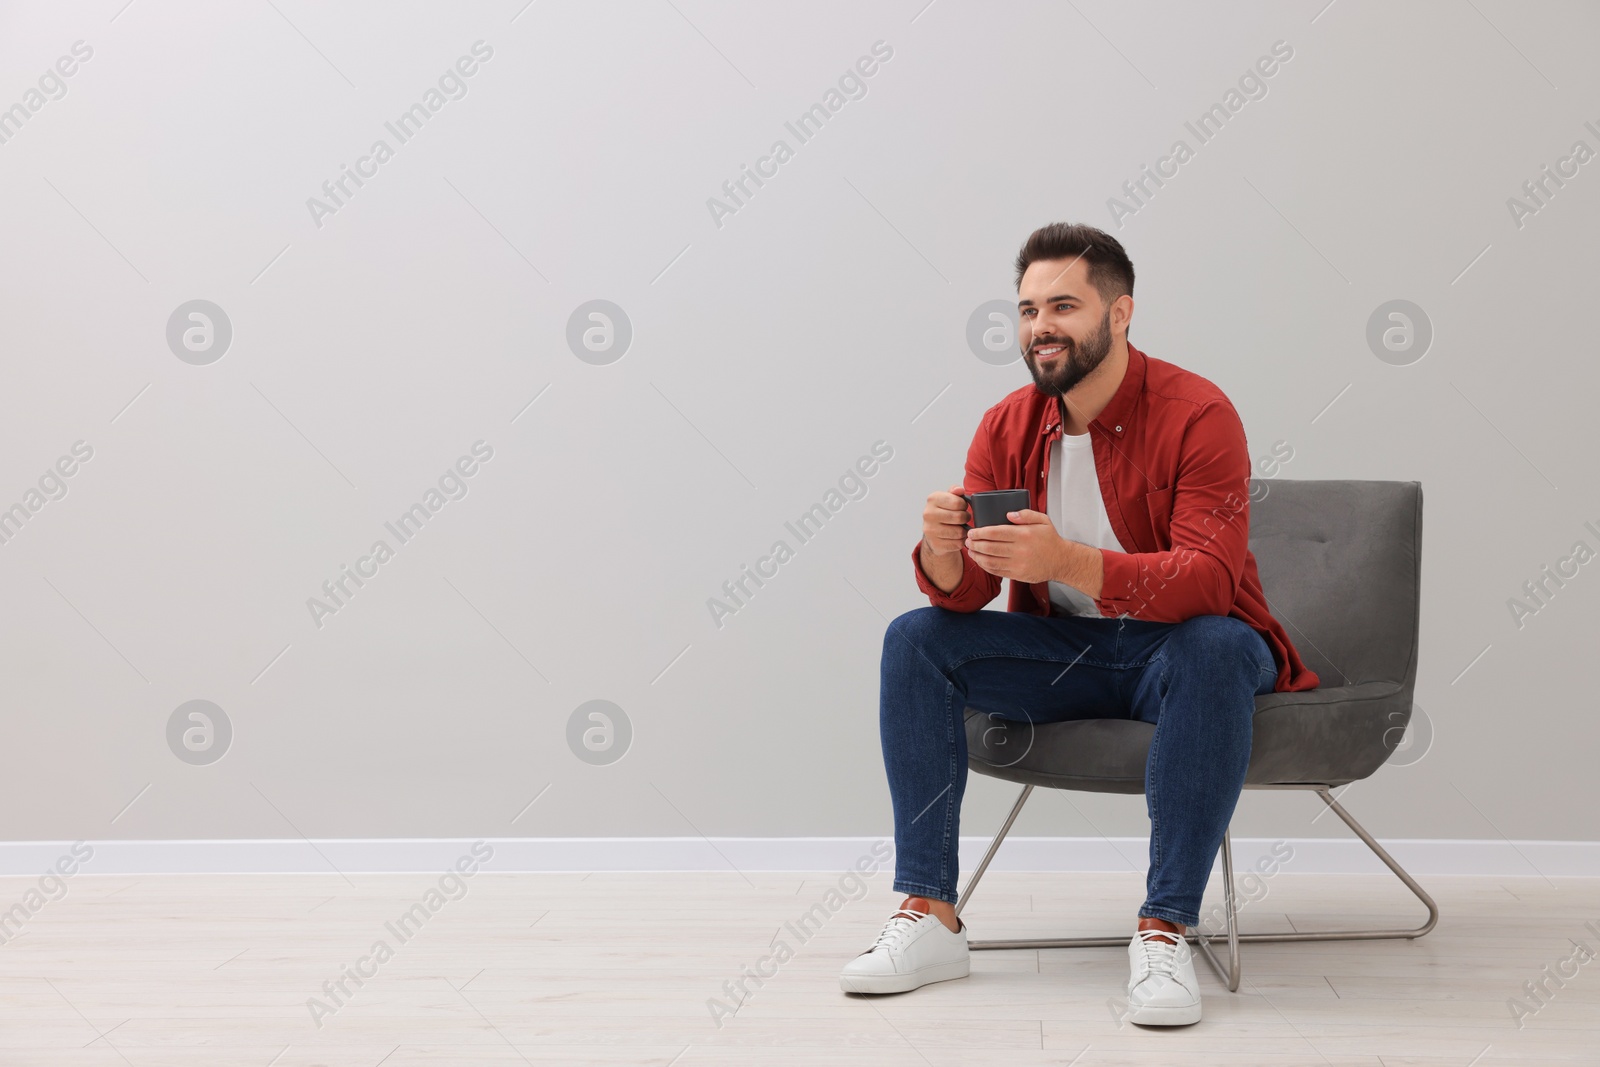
[921,484,972,557]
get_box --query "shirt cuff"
[1092,547,1141,616]
[911,538,984,608]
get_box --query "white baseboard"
[1,837,1598,877]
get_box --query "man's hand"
[965,509,1069,584]
[921,484,972,557]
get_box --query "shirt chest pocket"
[1144,485,1174,550]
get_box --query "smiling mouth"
[1033,343,1066,361]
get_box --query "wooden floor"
[1,869,1597,1065]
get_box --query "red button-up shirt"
[911,341,1319,693]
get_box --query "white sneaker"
[1126,928,1202,1025]
[839,902,969,994]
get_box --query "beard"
[1023,306,1114,399]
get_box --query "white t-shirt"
[1046,426,1124,617]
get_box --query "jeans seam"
[1139,905,1197,927]
[947,649,1155,675]
[934,681,947,895]
[894,881,955,903]
[1146,650,1168,872]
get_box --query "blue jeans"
[878,606,1278,928]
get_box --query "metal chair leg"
[1299,785,1441,941]
[1189,829,1241,990]
[957,782,1440,993]
[955,784,1032,917]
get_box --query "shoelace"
[1132,928,1189,981]
[868,907,932,953]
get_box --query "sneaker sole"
[839,956,969,994]
[1126,998,1202,1026]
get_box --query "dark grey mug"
[957,488,1031,530]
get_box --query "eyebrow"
[1017,293,1082,309]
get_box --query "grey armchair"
[956,478,1436,991]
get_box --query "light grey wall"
[1,0,1594,848]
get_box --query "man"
[838,222,1318,1025]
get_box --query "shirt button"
[1115,425,1123,432]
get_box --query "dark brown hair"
[1013,222,1136,313]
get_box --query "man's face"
[1017,257,1117,399]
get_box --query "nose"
[1028,317,1062,351]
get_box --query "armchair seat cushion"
[965,680,1406,794]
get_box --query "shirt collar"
[1039,341,1146,440]
[1091,341,1145,440]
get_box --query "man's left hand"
[965,510,1068,584]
